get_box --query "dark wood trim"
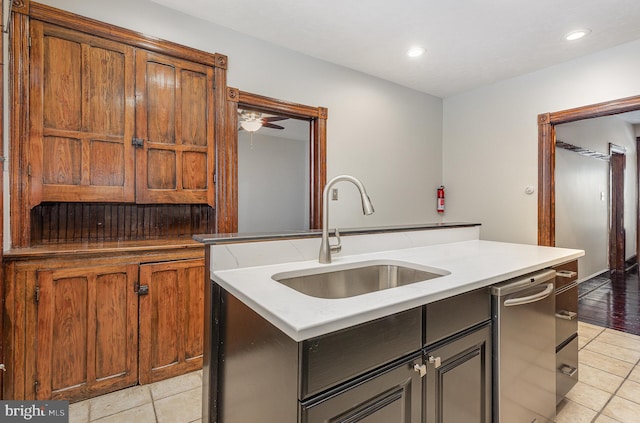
[538,95,640,247]
[1,0,4,398]
[538,113,554,246]
[214,85,237,234]
[609,148,626,278]
[28,2,226,68]
[238,91,326,120]
[10,11,30,247]
[637,137,640,275]
[229,89,327,230]
[11,0,28,15]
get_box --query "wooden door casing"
[35,264,139,401]
[139,259,205,384]
[29,21,136,206]
[135,51,215,206]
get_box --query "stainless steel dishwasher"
[492,269,556,423]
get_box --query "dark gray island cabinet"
[206,285,492,423]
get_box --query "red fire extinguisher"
[437,185,445,213]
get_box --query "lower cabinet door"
[300,354,423,423]
[139,259,205,383]
[424,324,492,423]
[35,264,139,401]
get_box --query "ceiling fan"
[238,110,288,132]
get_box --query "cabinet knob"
[428,355,441,368]
[413,363,427,377]
[0,364,5,372]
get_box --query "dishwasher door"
[492,269,556,423]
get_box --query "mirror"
[223,88,327,232]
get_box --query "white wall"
[443,38,640,245]
[555,116,637,280]
[238,131,309,232]
[29,0,443,237]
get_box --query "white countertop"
[211,239,583,342]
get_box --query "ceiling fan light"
[240,120,262,132]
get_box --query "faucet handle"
[330,228,342,253]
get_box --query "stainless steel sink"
[272,260,448,299]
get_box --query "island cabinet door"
[35,264,139,401]
[134,50,215,206]
[28,21,136,206]
[423,324,492,423]
[138,259,204,384]
[300,354,423,423]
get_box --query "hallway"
[578,269,640,335]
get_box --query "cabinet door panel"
[35,264,138,401]
[29,21,135,205]
[135,50,214,205]
[301,356,422,423]
[424,324,492,423]
[139,259,204,384]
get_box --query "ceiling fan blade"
[262,116,288,123]
[262,123,285,130]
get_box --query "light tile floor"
[69,322,640,423]
[556,322,640,422]
[69,370,202,423]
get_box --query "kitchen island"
[196,224,583,422]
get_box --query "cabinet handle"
[428,355,441,369]
[413,363,427,377]
[556,270,577,278]
[560,365,577,377]
[132,137,145,148]
[136,285,149,296]
[555,310,577,320]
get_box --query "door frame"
[609,144,626,278]
[225,88,327,230]
[538,95,640,247]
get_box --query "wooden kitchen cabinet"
[27,21,215,208]
[28,20,136,206]
[35,264,139,401]
[135,50,215,205]
[3,244,204,402]
[139,259,205,384]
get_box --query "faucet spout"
[319,175,374,264]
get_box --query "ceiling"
[150,0,640,98]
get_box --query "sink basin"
[272,260,448,299]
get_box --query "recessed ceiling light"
[565,29,591,41]
[406,46,426,58]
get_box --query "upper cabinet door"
[29,21,136,206]
[135,50,215,206]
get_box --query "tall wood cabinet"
[4,2,229,402]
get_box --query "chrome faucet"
[319,175,375,263]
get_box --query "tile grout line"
[586,329,640,423]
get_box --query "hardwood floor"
[578,268,640,335]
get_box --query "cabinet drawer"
[556,335,578,404]
[300,307,421,399]
[556,283,578,347]
[425,288,491,345]
[554,260,578,290]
